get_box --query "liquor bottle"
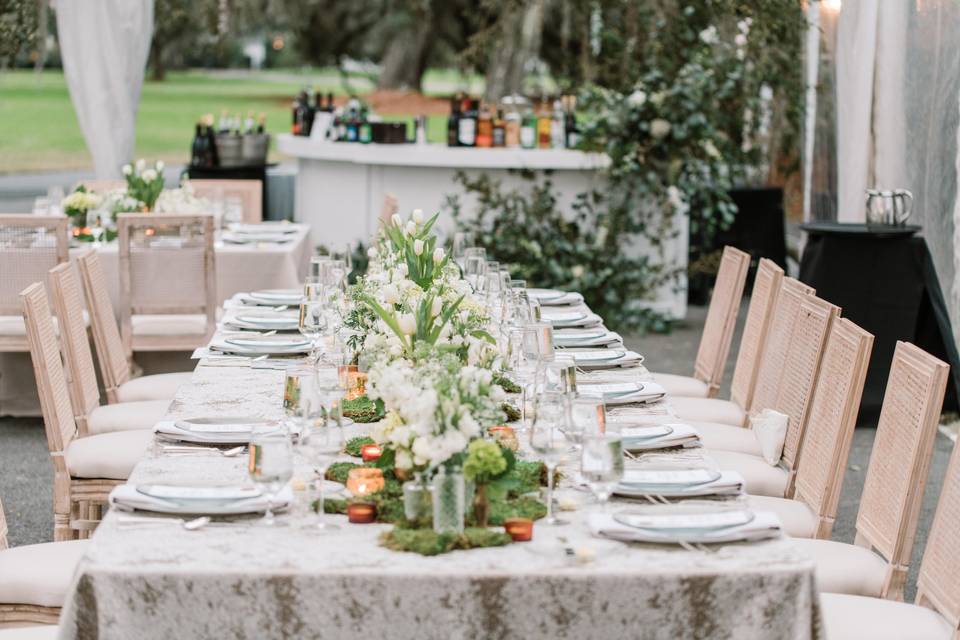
[244,111,255,134]
[256,113,266,134]
[457,97,477,147]
[345,98,359,142]
[564,95,580,149]
[505,104,521,148]
[191,123,203,166]
[476,101,493,148]
[447,94,461,147]
[520,106,537,149]
[326,93,335,112]
[537,101,552,149]
[492,108,506,147]
[358,105,372,143]
[550,99,565,149]
[291,99,301,135]
[204,116,219,167]
[314,90,325,115]
[219,109,229,134]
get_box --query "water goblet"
[529,391,570,526]
[299,299,327,363]
[566,393,606,447]
[249,425,294,526]
[580,433,624,511]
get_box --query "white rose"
[627,90,647,108]
[431,297,443,317]
[650,119,672,139]
[135,158,146,172]
[433,247,445,263]
[142,169,157,182]
[411,209,424,224]
[405,220,417,236]
[394,449,413,471]
[699,26,718,44]
[391,213,402,227]
[381,284,400,305]
[398,313,416,336]
[413,239,424,256]
[156,160,165,172]
[122,164,132,176]
[367,246,378,258]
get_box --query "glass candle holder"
[347,502,376,523]
[360,444,383,463]
[347,468,385,496]
[503,517,533,541]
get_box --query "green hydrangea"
[462,439,507,483]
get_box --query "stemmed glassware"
[86,207,107,247]
[299,298,327,364]
[452,232,470,270]
[463,247,487,290]
[529,391,570,526]
[249,425,294,526]
[309,365,345,531]
[580,433,624,512]
[508,327,539,432]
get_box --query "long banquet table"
[0,225,312,417]
[56,316,822,639]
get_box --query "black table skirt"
[799,226,960,425]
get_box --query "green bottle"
[520,107,537,149]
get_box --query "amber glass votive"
[488,425,519,452]
[347,502,377,524]
[360,444,383,463]
[504,517,533,542]
[346,467,385,496]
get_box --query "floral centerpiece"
[61,187,101,228]
[121,159,165,211]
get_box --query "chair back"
[855,342,949,599]
[792,318,873,537]
[75,180,126,194]
[692,246,750,397]
[21,283,79,456]
[0,215,68,315]
[0,496,7,551]
[117,214,216,353]
[187,179,263,223]
[749,277,816,415]
[77,250,131,401]
[729,259,784,412]
[916,439,960,629]
[49,262,102,434]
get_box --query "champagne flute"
[249,426,294,526]
[529,391,570,526]
[299,300,327,364]
[580,434,624,511]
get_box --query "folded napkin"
[555,331,623,348]
[538,292,585,306]
[619,422,701,450]
[613,470,745,498]
[581,381,665,405]
[587,510,782,544]
[208,337,311,357]
[573,350,645,370]
[109,483,294,516]
[155,419,295,445]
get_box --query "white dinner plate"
[225,336,310,350]
[618,425,674,440]
[232,224,298,235]
[542,311,588,324]
[233,315,300,330]
[247,290,303,304]
[569,350,626,363]
[579,382,642,397]
[619,468,722,489]
[137,484,262,503]
[613,507,755,533]
[174,416,275,434]
[527,288,567,301]
[554,329,607,341]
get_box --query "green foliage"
[341,397,385,424]
[501,401,521,422]
[0,0,37,67]
[344,435,376,457]
[492,372,521,394]
[380,526,512,556]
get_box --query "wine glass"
[529,391,570,526]
[509,328,539,433]
[452,232,470,270]
[541,354,576,396]
[249,425,294,526]
[310,255,331,282]
[307,369,344,531]
[463,247,487,290]
[580,434,624,511]
[299,300,327,363]
[566,393,605,447]
[86,207,106,247]
[330,243,353,274]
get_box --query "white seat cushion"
[86,399,170,435]
[745,495,818,538]
[794,538,890,597]
[670,396,746,426]
[0,627,60,639]
[65,430,153,479]
[131,314,208,336]
[115,372,192,403]
[820,593,952,640]
[650,373,710,398]
[692,421,763,456]
[707,449,788,497]
[0,311,88,336]
[0,539,88,608]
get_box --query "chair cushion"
[706,449,788,497]
[0,627,60,639]
[650,373,710,398]
[671,396,746,426]
[794,538,890,597]
[65,430,153,479]
[131,314,208,336]
[115,372,192,403]
[0,539,88,608]
[0,311,88,336]
[745,495,818,538]
[693,421,763,456]
[820,593,952,640]
[87,399,170,435]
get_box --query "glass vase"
[432,465,465,534]
[402,473,432,521]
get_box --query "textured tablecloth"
[0,227,312,417]
[57,363,823,640]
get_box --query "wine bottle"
[492,108,506,147]
[345,97,360,142]
[326,92,335,113]
[505,103,521,148]
[564,95,580,149]
[358,105,372,144]
[550,99,565,149]
[476,101,493,148]
[291,100,301,135]
[520,106,537,149]
[257,113,266,134]
[205,118,219,167]
[447,94,461,147]
[458,97,477,147]
[191,123,203,166]
[537,100,551,149]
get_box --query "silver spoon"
[222,446,245,457]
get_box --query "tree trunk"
[33,0,47,72]
[149,38,166,81]
[377,14,435,92]
[484,0,546,102]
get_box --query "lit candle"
[347,502,376,523]
[503,517,533,542]
[360,444,382,463]
[346,467,385,496]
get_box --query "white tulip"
[413,239,425,256]
[431,297,443,317]
[405,220,417,236]
[391,213,402,227]
[142,169,157,182]
[382,284,400,305]
[135,158,146,172]
[411,209,424,224]
[396,263,409,276]
[394,449,413,470]
[398,313,417,336]
[156,160,165,172]
[122,164,132,176]
[433,247,445,263]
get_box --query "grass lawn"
[0,68,474,174]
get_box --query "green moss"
[341,396,385,423]
[501,402,521,422]
[492,373,521,394]
[380,527,512,556]
[344,436,376,457]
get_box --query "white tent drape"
[55,0,154,179]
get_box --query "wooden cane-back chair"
[76,250,131,403]
[0,215,68,352]
[117,213,216,354]
[727,258,785,415]
[790,318,874,538]
[187,179,263,223]
[854,342,949,600]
